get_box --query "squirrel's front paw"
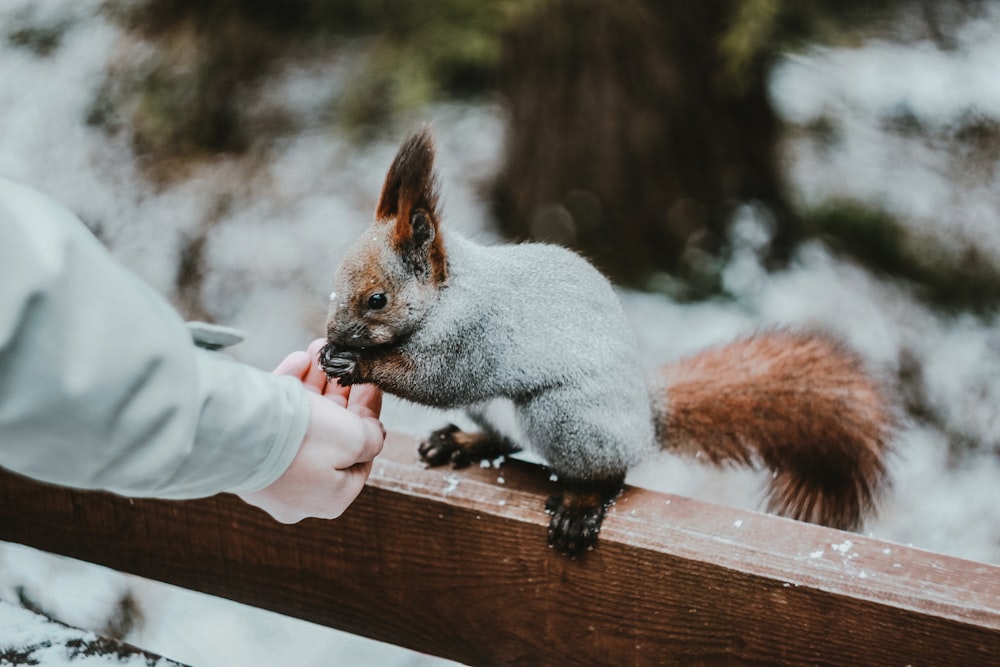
[319,343,360,385]
[418,424,464,466]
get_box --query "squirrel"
[320,128,896,556]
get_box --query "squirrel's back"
[433,232,644,382]
[650,330,895,530]
[430,233,656,477]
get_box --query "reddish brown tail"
[651,330,896,531]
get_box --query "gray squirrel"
[320,128,895,555]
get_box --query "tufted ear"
[375,127,448,283]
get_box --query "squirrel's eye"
[367,292,388,310]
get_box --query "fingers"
[352,416,386,466]
[325,383,350,408]
[306,337,326,356]
[347,383,383,420]
[239,424,379,524]
[331,411,385,470]
[302,392,385,469]
[353,459,374,478]
[304,337,355,406]
[272,350,311,379]
[281,340,384,437]
[301,338,330,395]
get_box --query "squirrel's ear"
[377,127,447,282]
[376,126,440,224]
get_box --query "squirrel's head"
[326,127,448,350]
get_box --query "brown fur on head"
[376,127,447,285]
[325,128,449,350]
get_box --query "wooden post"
[1,433,998,666]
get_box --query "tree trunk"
[492,0,789,293]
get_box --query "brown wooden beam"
[1,433,998,666]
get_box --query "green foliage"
[802,200,1000,313]
[717,0,902,93]
[94,0,540,160]
[4,8,76,56]
[327,0,527,134]
[69,0,1000,321]
[6,21,71,56]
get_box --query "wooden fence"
[1,432,998,666]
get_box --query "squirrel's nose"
[325,322,345,347]
[326,320,366,349]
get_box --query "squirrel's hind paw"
[546,496,605,556]
[545,476,625,556]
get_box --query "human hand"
[238,339,385,523]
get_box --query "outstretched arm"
[0,177,382,507]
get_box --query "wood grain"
[1,432,998,666]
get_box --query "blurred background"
[2,0,1000,664]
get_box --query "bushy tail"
[650,330,896,531]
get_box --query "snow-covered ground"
[0,599,183,666]
[2,1,999,665]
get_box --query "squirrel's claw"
[418,424,463,466]
[319,342,360,385]
[545,494,605,556]
[544,475,624,556]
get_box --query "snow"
[0,602,177,667]
[1,0,999,663]
[0,542,450,667]
[831,540,855,555]
[771,16,1000,129]
[771,4,1000,263]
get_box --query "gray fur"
[324,131,893,538]
[434,234,656,479]
[330,229,656,481]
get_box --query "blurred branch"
[801,199,1000,314]
[95,0,540,160]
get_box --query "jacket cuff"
[224,369,311,495]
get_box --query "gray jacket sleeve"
[0,177,309,498]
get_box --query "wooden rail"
[1,432,999,666]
